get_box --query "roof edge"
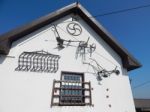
[0,2,141,71]
[77,3,142,71]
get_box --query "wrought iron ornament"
[76,37,96,60]
[15,50,60,73]
[51,25,96,58]
[83,58,120,82]
[66,22,82,36]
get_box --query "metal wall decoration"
[66,22,82,36]
[15,50,60,73]
[51,25,96,57]
[51,24,79,49]
[51,25,66,50]
[51,24,96,61]
[76,37,96,60]
[83,58,120,82]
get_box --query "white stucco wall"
[0,15,135,112]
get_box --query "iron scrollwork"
[15,50,60,73]
[66,22,82,36]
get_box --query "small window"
[60,72,84,104]
[51,71,92,106]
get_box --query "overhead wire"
[14,2,150,91]
[17,3,150,68]
[89,3,150,18]
[18,3,150,46]
[133,80,150,89]
[56,22,120,68]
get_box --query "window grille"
[51,72,93,106]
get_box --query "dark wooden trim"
[50,79,56,107]
[88,81,92,105]
[52,102,91,106]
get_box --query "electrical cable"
[90,3,150,18]
[57,23,120,67]
[133,80,150,89]
[13,2,150,47]
[19,2,150,46]
[17,2,147,67]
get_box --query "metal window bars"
[51,80,93,106]
[15,50,60,73]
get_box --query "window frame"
[51,71,92,107]
[59,71,85,106]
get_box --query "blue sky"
[0,0,150,98]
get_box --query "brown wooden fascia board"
[0,39,10,54]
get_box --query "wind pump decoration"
[51,24,96,59]
[15,50,60,73]
[75,37,96,59]
[83,58,120,82]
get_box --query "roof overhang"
[0,2,141,71]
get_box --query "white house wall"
[0,15,135,112]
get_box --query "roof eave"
[77,3,142,71]
[0,2,141,71]
[125,56,142,71]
